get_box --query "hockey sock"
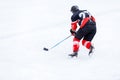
[82,40,91,49]
[73,38,80,52]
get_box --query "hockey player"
[69,5,96,57]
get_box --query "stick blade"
[43,47,49,51]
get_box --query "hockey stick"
[43,35,71,51]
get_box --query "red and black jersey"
[71,10,96,31]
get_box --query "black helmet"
[71,5,79,13]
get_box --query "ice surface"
[0,0,120,80]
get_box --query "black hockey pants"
[75,24,96,41]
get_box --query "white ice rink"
[0,0,120,80]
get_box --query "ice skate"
[89,45,94,55]
[69,52,78,57]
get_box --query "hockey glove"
[70,29,76,36]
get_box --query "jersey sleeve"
[71,16,78,31]
[71,20,78,31]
